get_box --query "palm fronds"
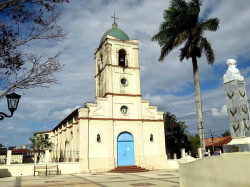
[152,0,219,63]
[200,37,215,64]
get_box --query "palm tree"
[152,0,219,156]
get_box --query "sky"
[1,0,250,147]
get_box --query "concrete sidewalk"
[0,169,179,187]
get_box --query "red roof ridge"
[205,136,232,147]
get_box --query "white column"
[45,150,50,164]
[181,148,185,158]
[6,150,12,165]
[78,118,89,171]
[173,153,177,159]
[34,153,37,163]
[198,148,202,158]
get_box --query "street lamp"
[0,92,21,120]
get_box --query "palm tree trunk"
[192,56,206,157]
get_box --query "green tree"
[221,130,231,137]
[29,134,53,163]
[164,112,190,158]
[188,134,200,157]
[152,0,219,156]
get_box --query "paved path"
[0,169,179,187]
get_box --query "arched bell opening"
[118,49,126,67]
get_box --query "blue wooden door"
[117,132,135,166]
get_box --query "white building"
[37,21,169,172]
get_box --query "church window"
[98,54,103,72]
[100,54,103,64]
[118,49,126,67]
[120,105,128,115]
[71,131,73,140]
[120,78,128,86]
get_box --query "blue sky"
[1,0,250,146]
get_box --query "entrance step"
[110,165,149,173]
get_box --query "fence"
[12,149,34,164]
[0,150,7,164]
[4,150,79,164]
[0,149,81,165]
[0,155,7,164]
[23,155,34,163]
[11,155,23,164]
[0,149,35,165]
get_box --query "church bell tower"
[94,20,141,98]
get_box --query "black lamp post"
[0,92,21,120]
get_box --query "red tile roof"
[205,136,232,147]
[12,149,31,155]
[0,149,31,155]
[34,130,52,135]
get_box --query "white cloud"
[7,125,14,130]
[1,0,250,146]
[211,105,228,117]
[50,106,80,121]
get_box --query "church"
[36,20,169,172]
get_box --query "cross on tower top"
[111,13,119,24]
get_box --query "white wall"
[180,152,250,187]
[0,162,80,177]
[167,160,179,169]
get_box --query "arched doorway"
[117,132,135,166]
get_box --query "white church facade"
[36,21,169,172]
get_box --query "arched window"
[118,49,126,67]
[100,54,103,68]
[71,131,73,140]
[98,54,103,73]
[100,54,103,63]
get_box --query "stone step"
[110,165,149,173]
[116,165,140,169]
